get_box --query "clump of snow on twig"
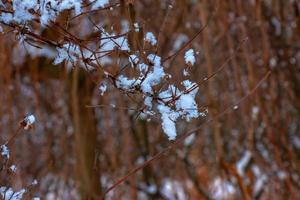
[1,145,9,159]
[99,83,107,96]
[21,114,36,130]
[184,49,196,66]
[0,187,26,200]
[210,177,236,200]
[90,0,109,10]
[144,32,157,46]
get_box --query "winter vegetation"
[0,0,299,199]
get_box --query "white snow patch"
[0,187,26,200]
[91,0,109,10]
[99,83,107,96]
[1,145,9,159]
[10,165,17,172]
[157,105,179,140]
[144,32,157,46]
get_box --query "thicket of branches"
[0,0,299,199]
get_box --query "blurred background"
[0,0,300,199]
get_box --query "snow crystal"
[91,0,109,10]
[184,49,196,66]
[144,32,157,46]
[1,145,9,159]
